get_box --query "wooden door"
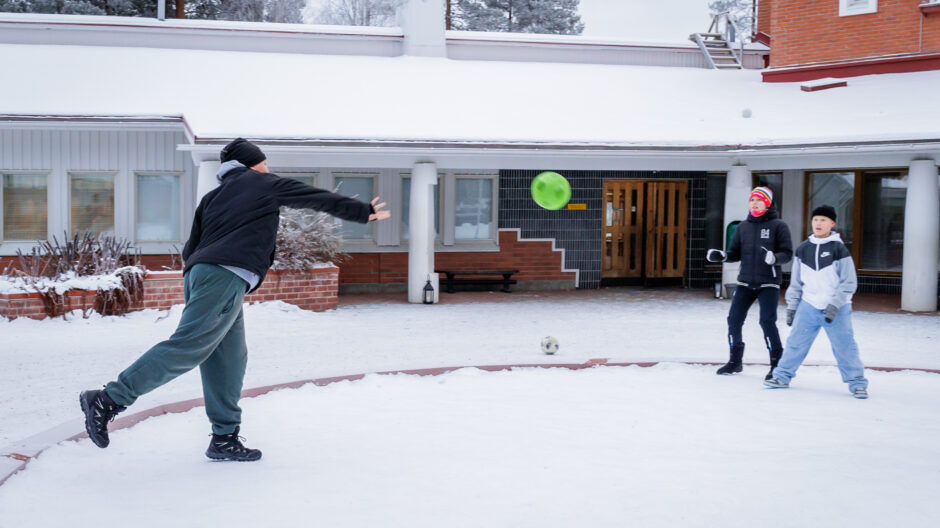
[602,180,644,278]
[645,181,688,280]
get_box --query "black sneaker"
[206,426,262,462]
[716,361,743,375]
[79,389,127,448]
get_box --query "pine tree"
[708,0,753,41]
[451,0,583,35]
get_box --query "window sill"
[921,2,940,16]
[342,240,500,253]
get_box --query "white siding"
[0,128,195,255]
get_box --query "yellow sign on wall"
[566,203,587,210]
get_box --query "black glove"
[824,304,839,323]
[706,249,727,263]
[786,309,795,327]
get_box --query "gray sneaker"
[852,387,869,399]
[763,378,789,389]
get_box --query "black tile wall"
[499,170,710,289]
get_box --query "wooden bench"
[435,269,520,293]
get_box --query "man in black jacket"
[706,186,793,379]
[80,138,390,461]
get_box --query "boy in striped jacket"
[764,205,869,399]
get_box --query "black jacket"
[726,205,793,287]
[182,165,371,292]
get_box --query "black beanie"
[811,205,837,222]
[220,138,266,168]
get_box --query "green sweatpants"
[106,264,249,435]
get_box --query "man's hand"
[706,249,727,263]
[761,246,776,265]
[824,304,839,323]
[786,309,795,327]
[369,197,391,221]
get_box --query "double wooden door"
[602,180,688,281]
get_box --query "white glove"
[762,247,776,265]
[706,249,727,263]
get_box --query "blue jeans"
[772,301,868,392]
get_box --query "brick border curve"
[2,360,938,486]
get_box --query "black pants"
[727,285,783,354]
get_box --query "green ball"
[531,171,571,210]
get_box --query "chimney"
[399,0,446,57]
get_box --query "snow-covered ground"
[2,365,939,527]
[2,290,938,445]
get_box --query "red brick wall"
[0,268,339,320]
[769,0,940,68]
[338,229,577,286]
[757,0,773,38]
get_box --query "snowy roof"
[2,42,938,148]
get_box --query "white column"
[901,159,939,312]
[408,162,439,303]
[722,164,752,294]
[195,159,221,204]
[399,0,446,57]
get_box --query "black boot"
[206,426,262,462]
[716,345,745,375]
[79,388,127,448]
[765,349,782,381]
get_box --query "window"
[136,174,181,242]
[807,172,855,254]
[861,172,906,271]
[753,172,783,215]
[840,0,877,16]
[70,173,115,237]
[2,173,48,241]
[333,173,375,240]
[705,173,726,252]
[400,175,440,241]
[806,169,921,272]
[455,177,495,241]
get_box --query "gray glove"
[786,309,795,327]
[824,304,839,323]
[762,246,776,265]
[706,249,727,263]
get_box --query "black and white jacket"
[785,232,858,310]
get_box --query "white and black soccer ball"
[541,336,559,355]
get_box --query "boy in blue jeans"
[764,205,869,399]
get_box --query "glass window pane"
[136,174,180,242]
[3,173,47,241]
[808,172,854,253]
[401,176,440,241]
[334,174,374,240]
[705,173,726,251]
[282,173,317,187]
[754,173,783,215]
[861,171,906,271]
[455,178,494,240]
[71,174,114,237]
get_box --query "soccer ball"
[541,336,559,355]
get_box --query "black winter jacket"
[726,205,793,287]
[182,165,372,292]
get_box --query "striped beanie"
[750,186,773,208]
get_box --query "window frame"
[803,168,910,274]
[451,172,499,246]
[132,171,185,252]
[839,0,877,17]
[1,170,50,245]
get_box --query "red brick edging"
[2,360,938,486]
